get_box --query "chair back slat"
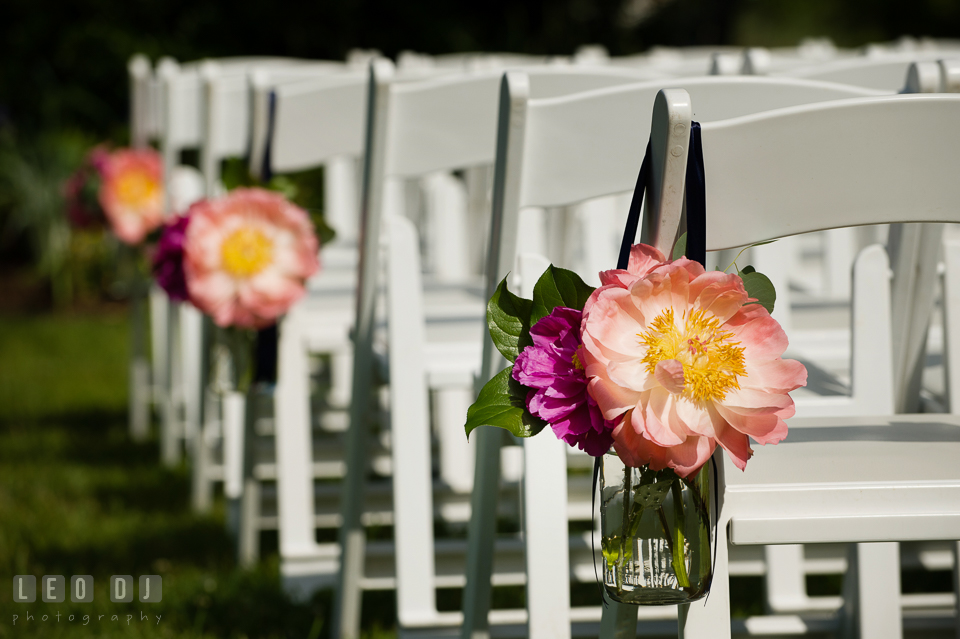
[383,67,684,179]
[782,51,955,90]
[700,95,960,250]
[518,76,884,209]
[271,75,368,173]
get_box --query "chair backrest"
[128,54,161,148]
[157,57,324,208]
[693,94,960,250]
[200,61,349,195]
[480,75,884,313]
[251,72,368,178]
[781,51,956,91]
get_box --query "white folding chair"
[189,59,354,521]
[149,55,328,469]
[639,89,960,639]
[461,76,960,638]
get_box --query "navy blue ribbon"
[685,122,706,268]
[616,139,653,270]
[254,324,278,384]
[261,91,277,183]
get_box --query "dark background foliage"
[2,0,959,137]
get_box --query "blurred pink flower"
[183,187,320,329]
[98,148,164,244]
[581,244,806,477]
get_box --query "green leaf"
[266,175,299,201]
[750,239,777,247]
[739,264,756,275]
[487,277,533,363]
[672,232,687,260]
[530,265,595,325]
[741,271,776,314]
[634,477,675,509]
[310,212,337,246]
[464,367,547,439]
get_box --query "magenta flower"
[152,213,191,301]
[513,306,615,456]
[63,145,110,229]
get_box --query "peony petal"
[642,388,689,446]
[725,305,789,361]
[709,404,753,471]
[714,403,789,445]
[612,411,670,469]
[663,435,715,478]
[627,243,667,276]
[742,358,808,393]
[586,375,642,422]
[721,387,796,416]
[654,359,685,394]
[689,270,749,324]
[599,269,641,289]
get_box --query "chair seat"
[726,414,960,546]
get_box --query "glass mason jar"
[600,450,714,605]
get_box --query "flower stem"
[670,481,691,589]
[618,465,632,590]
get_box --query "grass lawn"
[0,311,330,639]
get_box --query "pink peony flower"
[581,244,807,477]
[183,187,320,329]
[513,306,615,456]
[98,148,164,244]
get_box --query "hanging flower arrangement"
[465,236,806,604]
[153,187,320,329]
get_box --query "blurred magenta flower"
[513,306,615,456]
[183,188,320,329]
[152,213,191,301]
[63,145,110,229]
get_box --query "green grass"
[0,311,329,638]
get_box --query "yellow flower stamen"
[639,308,746,402]
[571,351,584,371]
[115,170,159,210]
[221,227,274,278]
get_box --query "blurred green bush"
[0,130,120,309]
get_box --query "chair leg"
[330,348,353,409]
[678,535,732,639]
[161,302,182,467]
[764,544,808,613]
[599,600,639,639]
[460,425,502,639]
[130,357,151,442]
[435,388,475,493]
[679,453,731,639]
[191,414,213,513]
[952,540,960,639]
[854,542,903,639]
[239,477,261,568]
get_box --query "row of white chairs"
[128,42,960,638]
